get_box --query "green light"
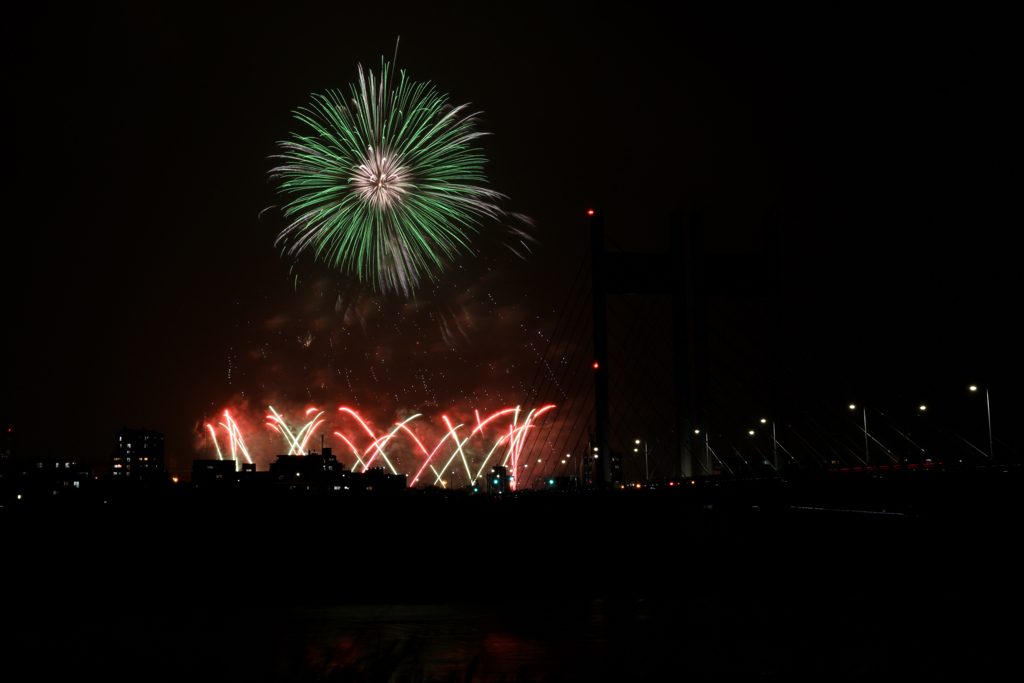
[270,60,532,297]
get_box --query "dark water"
[17,578,1005,681]
[252,599,694,681]
[7,495,1018,680]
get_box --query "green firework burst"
[270,61,517,296]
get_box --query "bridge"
[509,209,1016,490]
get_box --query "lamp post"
[969,385,994,461]
[850,404,869,464]
[760,418,778,470]
[694,428,709,476]
[747,429,757,472]
[918,405,929,461]
[635,439,650,481]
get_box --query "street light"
[849,404,869,464]
[693,428,709,475]
[969,385,994,460]
[635,438,650,481]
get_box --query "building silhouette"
[111,428,165,479]
[360,466,407,491]
[0,458,93,502]
[188,448,407,493]
[269,447,346,484]
[1,427,15,462]
[488,465,509,494]
[191,459,237,486]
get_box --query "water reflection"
[266,599,687,681]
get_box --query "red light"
[587,209,594,215]
[592,362,599,369]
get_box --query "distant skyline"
[4,4,1020,478]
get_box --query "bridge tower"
[589,209,780,480]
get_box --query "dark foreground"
[5,470,1021,681]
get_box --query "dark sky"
[4,4,1020,478]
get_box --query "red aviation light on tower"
[587,209,594,215]
[592,361,599,369]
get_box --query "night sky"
[4,4,1020,479]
